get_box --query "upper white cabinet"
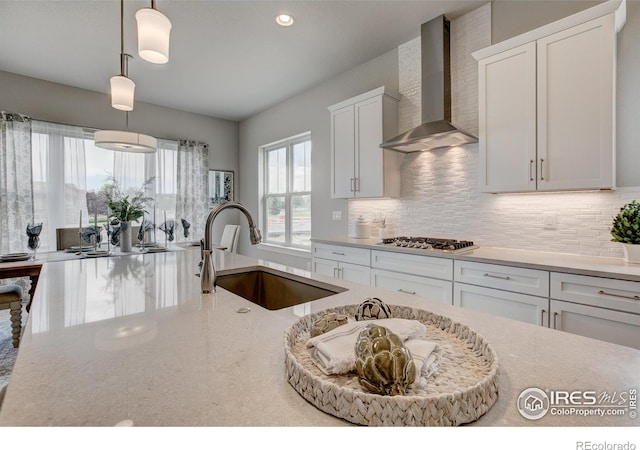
[328,87,401,198]
[474,1,625,193]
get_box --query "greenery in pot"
[611,200,640,245]
[104,175,154,226]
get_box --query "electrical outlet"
[332,211,342,221]
[543,212,557,229]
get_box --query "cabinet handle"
[598,290,640,301]
[354,177,360,192]
[398,289,416,295]
[529,160,535,182]
[333,267,337,277]
[337,267,343,278]
[541,309,546,326]
[553,312,558,329]
[483,273,511,281]
[540,158,545,181]
[350,178,355,192]
[331,251,345,256]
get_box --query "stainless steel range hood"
[381,15,477,153]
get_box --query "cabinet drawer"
[550,272,640,315]
[371,269,453,305]
[454,260,549,297]
[371,250,453,280]
[454,283,548,326]
[312,243,370,266]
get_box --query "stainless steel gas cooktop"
[378,236,478,254]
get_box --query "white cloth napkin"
[404,339,441,387]
[306,318,427,375]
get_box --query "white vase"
[120,221,132,253]
[621,243,640,264]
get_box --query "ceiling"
[0,1,487,122]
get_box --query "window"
[31,120,179,252]
[261,132,311,251]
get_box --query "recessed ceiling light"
[276,13,294,27]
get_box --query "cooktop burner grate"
[379,237,478,253]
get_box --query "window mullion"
[286,142,293,247]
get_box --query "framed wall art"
[208,170,234,206]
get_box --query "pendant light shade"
[136,7,172,64]
[94,130,157,153]
[110,75,135,111]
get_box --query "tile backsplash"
[349,3,639,259]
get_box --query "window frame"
[259,131,311,253]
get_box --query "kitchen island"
[0,248,638,426]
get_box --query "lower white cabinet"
[453,283,548,326]
[371,269,453,305]
[312,257,371,286]
[549,299,640,350]
[550,272,640,349]
[453,260,549,325]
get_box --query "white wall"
[349,1,640,259]
[237,50,399,268]
[0,70,240,244]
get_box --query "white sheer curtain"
[176,140,209,241]
[31,120,88,252]
[0,112,33,255]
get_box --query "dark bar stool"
[0,284,23,348]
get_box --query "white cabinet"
[453,260,550,325]
[549,300,640,350]
[370,250,454,305]
[371,269,452,305]
[550,272,640,349]
[312,258,371,286]
[475,13,620,193]
[454,283,549,326]
[328,86,401,198]
[311,243,371,286]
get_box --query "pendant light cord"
[120,0,125,76]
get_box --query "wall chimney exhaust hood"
[381,15,477,152]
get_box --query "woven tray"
[284,304,499,426]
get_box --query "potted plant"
[104,175,154,252]
[611,200,640,263]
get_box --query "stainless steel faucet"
[200,201,262,293]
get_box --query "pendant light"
[95,128,157,153]
[96,0,157,153]
[136,0,172,64]
[111,0,135,111]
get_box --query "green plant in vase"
[611,200,640,263]
[104,175,154,252]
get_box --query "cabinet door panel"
[371,250,453,280]
[339,262,371,286]
[550,272,640,315]
[537,15,615,190]
[331,106,356,198]
[354,95,384,198]
[454,260,549,297]
[312,243,370,266]
[454,283,548,326]
[372,269,453,305]
[478,42,537,193]
[550,300,640,350]
[312,258,338,278]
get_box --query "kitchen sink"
[216,267,347,310]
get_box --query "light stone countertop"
[311,237,640,282]
[0,248,639,427]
